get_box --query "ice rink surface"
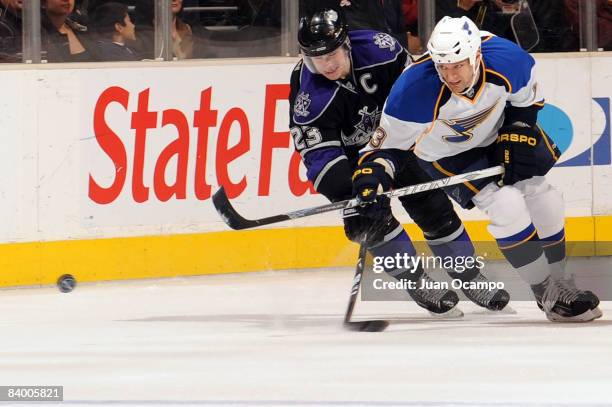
[2,261,612,407]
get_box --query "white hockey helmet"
[427,16,482,94]
[427,16,481,67]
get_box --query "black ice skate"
[408,271,461,316]
[459,272,510,311]
[561,275,602,319]
[531,276,598,322]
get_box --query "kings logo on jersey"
[373,33,397,52]
[294,91,311,118]
[342,106,381,146]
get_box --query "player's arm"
[356,65,435,187]
[289,62,353,202]
[352,108,425,206]
[342,67,429,245]
[290,124,353,202]
[496,51,558,185]
[504,55,544,127]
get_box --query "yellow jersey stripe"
[498,229,538,250]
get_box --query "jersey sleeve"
[289,62,352,201]
[482,36,544,108]
[507,63,544,108]
[359,58,441,176]
[350,30,410,97]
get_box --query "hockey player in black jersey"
[289,8,510,315]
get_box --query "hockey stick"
[212,165,503,230]
[343,244,389,332]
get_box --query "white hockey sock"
[515,253,550,285]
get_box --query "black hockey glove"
[495,123,560,186]
[342,162,394,245]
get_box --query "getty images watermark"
[371,253,505,291]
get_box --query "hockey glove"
[342,162,395,245]
[496,123,560,186]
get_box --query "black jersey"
[289,30,408,201]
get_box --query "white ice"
[1,261,612,407]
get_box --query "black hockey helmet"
[298,9,348,57]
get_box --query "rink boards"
[0,53,611,287]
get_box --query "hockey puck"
[57,274,77,293]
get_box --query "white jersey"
[363,35,544,162]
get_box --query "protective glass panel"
[0,0,23,62]
[189,0,283,59]
[510,0,539,52]
[596,1,611,51]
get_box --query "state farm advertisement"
[79,63,332,234]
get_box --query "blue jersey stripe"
[497,223,537,248]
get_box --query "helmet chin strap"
[460,54,482,95]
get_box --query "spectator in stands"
[128,0,154,59]
[114,0,194,60]
[564,0,612,51]
[90,2,138,61]
[0,0,21,62]
[71,0,89,26]
[436,0,519,44]
[41,0,97,61]
[436,0,573,52]
[171,0,193,59]
[300,0,409,50]
[402,0,422,54]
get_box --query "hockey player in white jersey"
[355,15,602,322]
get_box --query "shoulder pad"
[292,66,340,125]
[384,56,443,124]
[481,35,535,94]
[349,30,404,71]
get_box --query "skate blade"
[591,306,603,320]
[545,308,597,323]
[428,307,464,319]
[476,304,517,315]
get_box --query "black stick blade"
[212,187,293,230]
[344,320,389,332]
[212,187,255,229]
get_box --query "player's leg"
[417,147,595,322]
[517,176,601,317]
[472,182,596,322]
[369,225,461,315]
[407,149,510,311]
[343,201,460,315]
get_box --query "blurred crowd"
[312,0,611,54]
[0,0,610,63]
[0,0,208,62]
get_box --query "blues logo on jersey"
[440,100,500,143]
